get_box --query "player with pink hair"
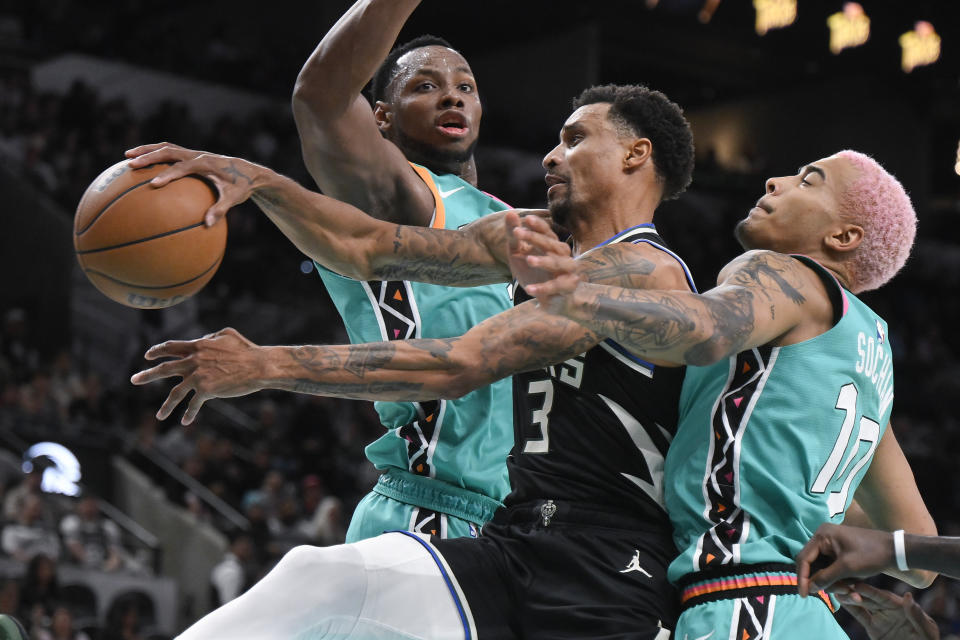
[830,150,917,293]
[508,150,934,640]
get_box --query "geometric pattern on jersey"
[507,223,696,527]
[733,594,776,640]
[409,506,447,538]
[666,255,895,583]
[696,346,778,571]
[398,399,444,479]
[314,163,514,531]
[362,280,421,340]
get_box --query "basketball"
[74,159,228,309]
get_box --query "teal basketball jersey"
[666,256,894,583]
[316,164,513,507]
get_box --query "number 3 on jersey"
[811,383,881,517]
[523,379,554,454]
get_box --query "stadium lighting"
[754,0,797,36]
[827,3,870,54]
[900,21,941,72]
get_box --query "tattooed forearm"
[285,379,426,400]
[344,343,397,378]
[290,346,342,374]
[682,289,755,366]
[561,284,757,367]
[374,225,507,286]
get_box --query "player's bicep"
[293,95,433,224]
[711,251,814,347]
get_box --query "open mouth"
[437,112,469,138]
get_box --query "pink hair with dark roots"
[831,150,917,293]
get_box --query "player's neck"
[569,199,658,255]
[408,152,478,186]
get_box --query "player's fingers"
[903,592,939,638]
[156,381,193,421]
[520,214,558,237]
[204,202,231,228]
[526,253,577,273]
[795,539,823,597]
[131,359,190,385]
[849,583,898,607]
[125,142,180,159]
[182,392,208,425]
[526,273,580,298]
[516,227,570,257]
[505,210,524,250]
[842,602,871,628]
[144,340,198,361]
[127,145,191,169]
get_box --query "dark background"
[1,1,959,635]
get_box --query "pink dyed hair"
[830,150,917,293]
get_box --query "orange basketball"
[74,159,227,309]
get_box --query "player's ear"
[374,101,393,133]
[825,223,863,254]
[624,138,653,171]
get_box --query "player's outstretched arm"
[291,0,436,225]
[124,143,531,286]
[131,242,689,424]
[511,216,818,366]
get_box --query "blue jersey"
[316,164,514,506]
[666,256,894,582]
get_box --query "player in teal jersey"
[510,149,938,640]
[291,0,512,541]
[313,162,512,540]
[130,0,515,541]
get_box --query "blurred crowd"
[2,3,960,637]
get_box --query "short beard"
[394,128,477,174]
[733,219,752,250]
[548,196,576,229]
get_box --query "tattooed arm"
[124,144,539,286]
[522,246,835,367]
[131,243,691,424]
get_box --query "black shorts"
[433,501,679,640]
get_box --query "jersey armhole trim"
[409,164,446,230]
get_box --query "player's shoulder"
[718,249,813,284]
[577,240,692,291]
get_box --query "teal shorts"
[344,469,502,543]
[676,592,845,640]
[345,491,481,542]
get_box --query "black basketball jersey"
[505,224,697,524]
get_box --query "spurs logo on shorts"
[696,346,777,570]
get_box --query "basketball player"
[130,0,516,543]
[132,83,696,638]
[507,150,938,639]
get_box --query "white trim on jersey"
[425,400,448,477]
[599,340,655,378]
[361,281,390,341]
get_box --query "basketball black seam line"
[76,221,209,254]
[75,162,172,236]
[84,253,223,290]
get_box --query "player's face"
[381,46,481,165]
[735,155,857,254]
[541,103,629,228]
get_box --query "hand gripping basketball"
[125,142,261,227]
[131,327,267,425]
